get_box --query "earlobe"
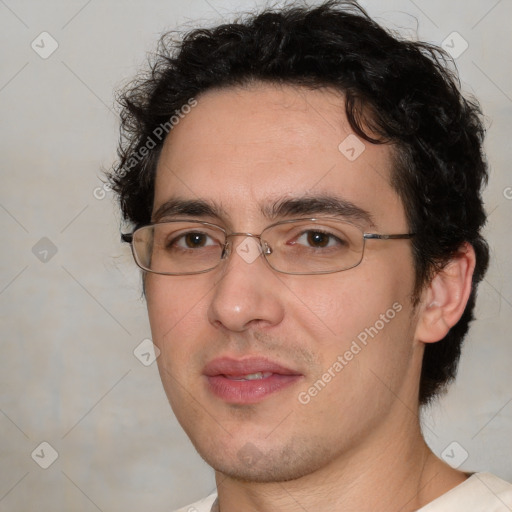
[415,243,476,344]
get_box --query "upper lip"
[203,357,301,377]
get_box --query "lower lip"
[205,374,302,404]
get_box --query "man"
[109,1,512,510]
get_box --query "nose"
[207,236,285,332]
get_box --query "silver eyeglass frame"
[121,217,415,276]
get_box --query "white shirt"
[173,473,512,512]
[417,473,512,511]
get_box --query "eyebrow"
[264,196,375,227]
[152,198,225,222]
[152,195,375,227]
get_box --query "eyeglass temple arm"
[363,233,415,240]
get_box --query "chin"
[198,438,334,483]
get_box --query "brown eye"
[184,233,208,248]
[168,231,218,250]
[293,230,343,249]
[307,231,330,247]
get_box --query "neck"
[214,416,467,512]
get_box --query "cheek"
[283,268,402,335]
[288,274,417,424]
[145,275,214,372]
[283,263,416,376]
[145,277,211,406]
[146,275,206,330]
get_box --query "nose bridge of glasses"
[223,232,273,258]
[225,232,260,247]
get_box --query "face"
[145,83,423,482]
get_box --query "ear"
[415,243,476,344]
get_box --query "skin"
[144,83,476,511]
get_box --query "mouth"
[224,371,274,381]
[203,357,303,404]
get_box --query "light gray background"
[0,0,511,510]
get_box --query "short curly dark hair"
[109,0,489,405]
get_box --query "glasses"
[122,218,414,276]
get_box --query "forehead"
[154,83,405,229]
